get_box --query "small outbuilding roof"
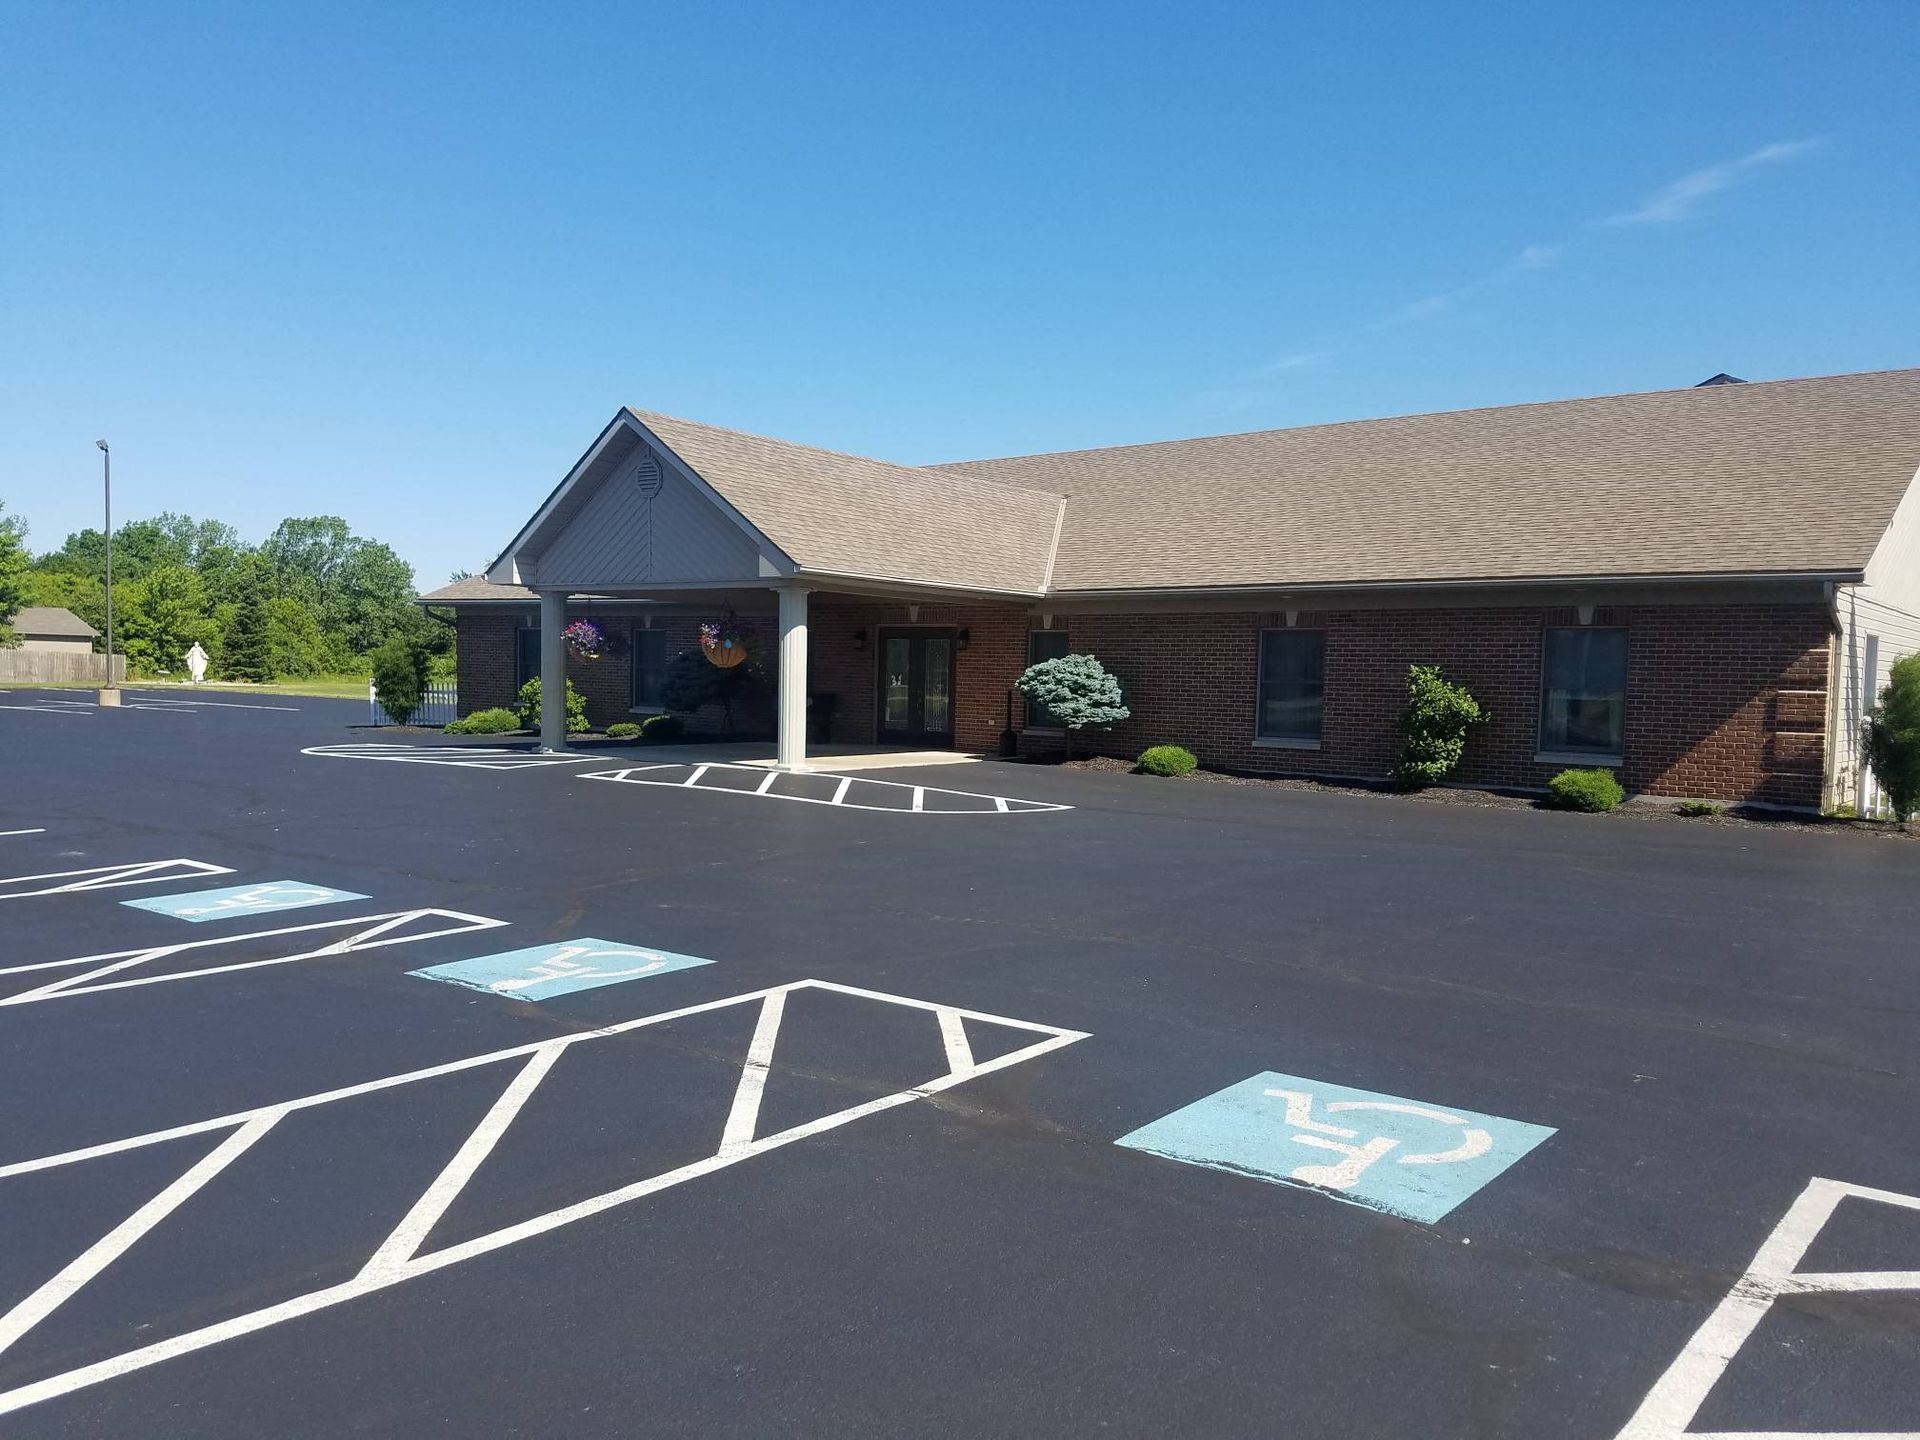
[9,606,98,638]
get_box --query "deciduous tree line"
[0,502,448,681]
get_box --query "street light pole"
[95,439,119,704]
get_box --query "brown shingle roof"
[929,367,1920,590]
[628,410,1064,595]
[10,606,97,638]
[419,576,536,604]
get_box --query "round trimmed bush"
[445,707,520,735]
[606,721,642,739]
[1549,767,1624,812]
[1136,744,1198,777]
[641,713,686,743]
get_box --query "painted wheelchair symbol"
[169,884,339,918]
[486,944,673,994]
[1263,1087,1494,1192]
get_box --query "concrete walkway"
[598,740,986,772]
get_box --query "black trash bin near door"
[808,693,837,744]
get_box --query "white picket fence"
[368,680,459,727]
[1858,768,1912,823]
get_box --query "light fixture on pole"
[96,439,119,706]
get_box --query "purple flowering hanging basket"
[563,619,605,660]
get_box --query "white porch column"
[538,590,568,752]
[775,585,810,771]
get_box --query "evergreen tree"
[223,570,273,682]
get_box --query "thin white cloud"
[1606,139,1822,225]
[1207,141,1820,414]
[1371,244,1558,331]
[1254,349,1336,376]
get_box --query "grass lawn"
[140,674,375,699]
[1,673,376,700]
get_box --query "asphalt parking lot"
[1,689,1916,1438]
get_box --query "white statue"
[185,642,209,685]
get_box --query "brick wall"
[460,598,1832,807]
[1017,603,1832,807]
[456,613,526,715]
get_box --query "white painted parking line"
[0,909,508,1005]
[122,696,302,712]
[0,978,1087,1417]
[581,763,1073,814]
[0,859,234,902]
[0,829,47,838]
[1614,1176,1920,1439]
[0,704,90,715]
[301,743,592,770]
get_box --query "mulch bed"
[1049,755,1916,842]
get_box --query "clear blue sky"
[4,2,1916,588]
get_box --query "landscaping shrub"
[445,707,520,735]
[515,676,589,734]
[1014,653,1129,759]
[1674,799,1724,818]
[370,636,431,725]
[1549,767,1624,812]
[1825,803,1859,820]
[606,721,642,739]
[1136,744,1197,777]
[1394,665,1487,787]
[1863,652,1920,820]
[642,712,686,743]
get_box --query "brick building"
[422,368,1920,810]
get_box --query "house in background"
[7,607,98,654]
[422,367,1920,810]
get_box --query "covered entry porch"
[478,405,1062,770]
[522,584,1042,769]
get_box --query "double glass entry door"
[878,630,955,746]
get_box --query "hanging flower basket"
[563,619,605,661]
[699,620,747,669]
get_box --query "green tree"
[222,570,274,682]
[1014,652,1130,759]
[331,538,420,655]
[265,596,328,677]
[118,565,217,675]
[21,570,107,635]
[370,636,432,725]
[0,502,28,646]
[262,516,355,610]
[1864,653,1920,821]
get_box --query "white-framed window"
[631,627,668,710]
[513,622,540,690]
[1539,626,1627,760]
[1026,630,1070,728]
[1256,628,1325,745]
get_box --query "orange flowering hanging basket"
[699,620,747,669]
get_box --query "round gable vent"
[633,451,664,497]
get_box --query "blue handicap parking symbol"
[410,939,712,1002]
[1116,1072,1555,1223]
[123,880,369,923]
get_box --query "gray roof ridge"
[921,364,1920,472]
